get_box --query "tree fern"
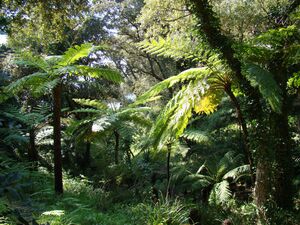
[209,180,231,205]
[58,43,93,66]
[138,35,222,68]
[244,63,282,113]
[73,98,108,110]
[181,129,211,145]
[134,68,224,149]
[223,164,251,181]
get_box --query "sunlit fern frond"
[138,35,222,68]
[133,67,211,106]
[181,128,211,145]
[73,98,108,110]
[209,180,231,206]
[244,63,282,113]
[148,79,222,149]
[36,125,53,145]
[223,164,251,182]
[4,72,49,96]
[58,43,93,66]
[15,52,49,72]
[65,65,123,83]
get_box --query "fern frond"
[70,108,102,114]
[148,77,222,149]
[138,35,221,68]
[73,98,108,110]
[78,66,123,83]
[244,63,282,113]
[181,129,211,145]
[62,65,123,83]
[5,72,48,96]
[15,52,49,72]
[58,43,93,66]
[209,180,231,205]
[92,117,113,132]
[133,67,210,106]
[36,126,53,145]
[33,78,60,96]
[223,164,251,181]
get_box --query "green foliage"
[244,63,282,113]
[132,198,189,225]
[73,98,108,110]
[134,66,224,149]
[3,43,122,99]
[58,43,93,66]
[181,128,211,145]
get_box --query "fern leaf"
[5,72,49,96]
[223,165,251,181]
[244,63,282,113]
[92,117,113,132]
[73,98,108,110]
[15,52,49,72]
[67,65,123,83]
[181,129,211,145]
[209,180,231,205]
[133,67,210,106]
[58,43,93,66]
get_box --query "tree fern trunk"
[271,112,293,209]
[28,128,38,162]
[166,143,171,197]
[224,86,254,182]
[83,141,91,169]
[53,83,63,194]
[114,130,120,165]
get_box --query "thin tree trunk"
[83,141,91,169]
[224,86,255,183]
[114,130,120,165]
[166,143,171,197]
[28,128,38,162]
[53,83,63,194]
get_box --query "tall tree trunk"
[28,128,38,162]
[114,130,120,165]
[271,112,293,209]
[254,148,272,224]
[53,83,63,194]
[270,66,294,209]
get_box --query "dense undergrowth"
[1,151,299,225]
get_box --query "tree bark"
[28,128,38,162]
[166,143,171,197]
[83,141,91,169]
[224,85,254,182]
[114,130,120,165]
[53,83,63,194]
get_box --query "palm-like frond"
[73,98,108,110]
[65,65,123,83]
[58,43,93,66]
[209,180,231,205]
[133,67,211,106]
[15,52,49,72]
[138,35,222,68]
[181,128,211,145]
[244,63,282,113]
[5,72,49,96]
[139,75,222,149]
[223,164,251,181]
